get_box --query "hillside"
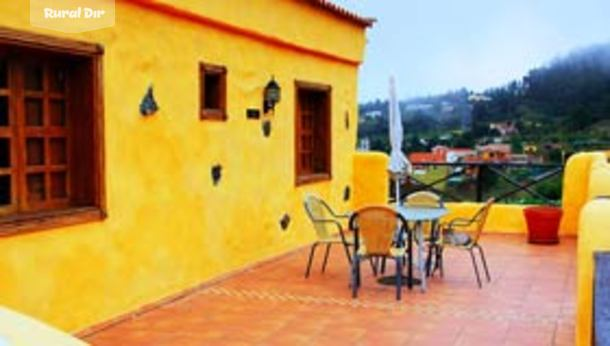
[358,42,610,158]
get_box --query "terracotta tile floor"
[83,234,576,346]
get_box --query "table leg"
[408,224,413,289]
[417,221,427,292]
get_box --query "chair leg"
[351,257,359,298]
[396,257,403,300]
[342,241,352,265]
[321,243,332,273]
[380,257,387,274]
[369,257,378,276]
[356,257,362,287]
[425,245,434,277]
[476,245,491,282]
[305,243,318,278]
[438,246,444,278]
[468,248,482,288]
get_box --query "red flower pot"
[523,206,563,244]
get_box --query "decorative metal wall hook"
[140,84,159,116]
[211,164,222,186]
[343,186,351,201]
[280,213,291,231]
[262,120,272,137]
[345,111,350,130]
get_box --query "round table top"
[395,205,448,221]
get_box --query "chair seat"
[357,244,406,257]
[442,231,472,247]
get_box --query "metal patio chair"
[349,206,408,300]
[435,197,495,288]
[379,191,444,275]
[405,191,444,276]
[303,194,353,278]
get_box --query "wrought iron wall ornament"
[262,120,271,137]
[280,213,291,230]
[211,164,222,186]
[345,111,350,130]
[139,85,159,116]
[247,108,260,120]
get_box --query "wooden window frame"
[0,27,105,236]
[199,62,227,121]
[295,80,332,186]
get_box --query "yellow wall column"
[560,153,602,235]
[587,152,610,200]
[352,152,389,209]
[576,197,610,345]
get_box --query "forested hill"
[358,42,610,154]
[472,43,610,146]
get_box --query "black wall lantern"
[263,76,281,114]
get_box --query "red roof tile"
[306,0,375,27]
[409,152,440,164]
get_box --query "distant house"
[409,152,441,165]
[476,144,512,161]
[409,146,477,174]
[405,103,434,112]
[468,93,492,103]
[490,121,519,137]
[432,146,477,163]
[362,110,383,119]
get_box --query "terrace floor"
[83,234,576,346]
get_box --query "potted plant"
[523,205,563,244]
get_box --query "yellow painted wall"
[351,153,530,233]
[0,0,365,332]
[156,0,367,63]
[443,202,527,233]
[560,152,607,235]
[576,197,610,346]
[352,152,389,209]
[587,152,610,200]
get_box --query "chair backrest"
[349,206,404,256]
[405,191,443,208]
[303,194,335,239]
[405,191,443,236]
[471,197,495,243]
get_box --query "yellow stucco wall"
[560,152,606,235]
[575,152,610,346]
[587,152,610,200]
[352,152,389,209]
[156,0,367,63]
[351,153,529,233]
[443,202,527,233]
[576,197,610,346]
[0,0,365,332]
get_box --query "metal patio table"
[377,205,448,292]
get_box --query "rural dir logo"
[44,7,107,19]
[30,0,115,33]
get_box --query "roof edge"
[306,0,375,28]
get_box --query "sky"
[330,0,610,102]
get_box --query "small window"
[199,63,227,120]
[295,81,331,185]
